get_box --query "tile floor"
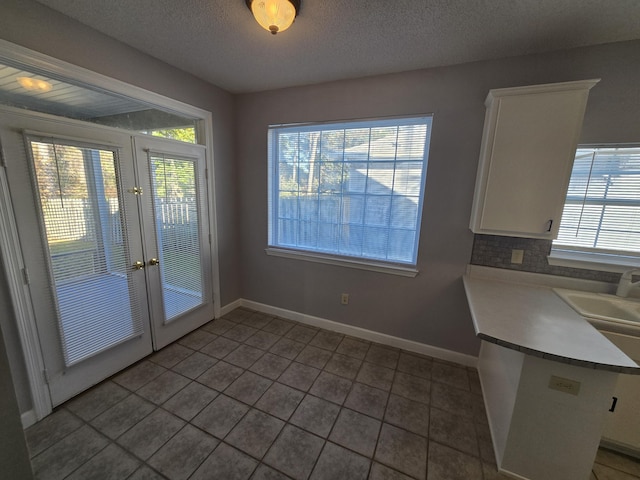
[25,308,640,480]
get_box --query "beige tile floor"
[25,308,640,480]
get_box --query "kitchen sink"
[553,288,640,325]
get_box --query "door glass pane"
[149,153,204,321]
[28,137,144,366]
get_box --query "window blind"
[554,146,640,258]
[268,116,432,265]
[148,152,204,322]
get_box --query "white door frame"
[0,40,221,424]
[0,140,51,424]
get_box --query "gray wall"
[0,0,240,307]
[0,0,240,415]
[235,40,640,356]
[0,252,32,414]
[0,308,33,479]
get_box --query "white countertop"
[463,273,639,374]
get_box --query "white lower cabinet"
[600,330,640,456]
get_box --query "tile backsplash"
[470,234,620,284]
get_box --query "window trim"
[549,143,640,271]
[547,248,640,273]
[265,247,419,277]
[266,115,432,272]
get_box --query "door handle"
[148,258,160,266]
[132,261,145,270]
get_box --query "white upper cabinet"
[469,79,599,239]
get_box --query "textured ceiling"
[35,0,640,93]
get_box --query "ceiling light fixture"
[17,76,53,93]
[246,0,300,35]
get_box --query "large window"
[267,116,432,271]
[552,145,640,268]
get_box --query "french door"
[0,108,214,406]
[134,136,213,349]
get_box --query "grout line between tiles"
[27,307,636,480]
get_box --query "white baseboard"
[238,299,478,368]
[21,409,37,429]
[219,299,242,317]
[600,439,640,460]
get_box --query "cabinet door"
[480,91,586,237]
[470,80,599,239]
[600,331,640,452]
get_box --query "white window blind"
[268,116,432,266]
[553,146,640,264]
[148,152,204,321]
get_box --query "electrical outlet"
[341,293,349,305]
[511,249,524,264]
[548,375,581,395]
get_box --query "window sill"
[265,247,419,277]
[548,250,640,273]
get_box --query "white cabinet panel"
[600,330,640,454]
[470,80,599,238]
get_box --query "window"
[0,58,200,144]
[267,116,432,273]
[551,145,640,269]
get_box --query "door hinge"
[209,233,212,244]
[205,168,208,181]
[22,268,30,285]
[42,369,49,384]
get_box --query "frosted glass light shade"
[249,0,298,34]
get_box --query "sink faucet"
[616,269,640,297]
